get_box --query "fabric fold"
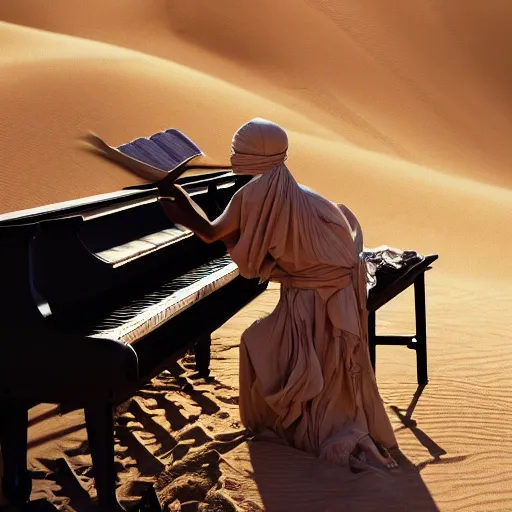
[229,118,397,465]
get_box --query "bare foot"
[354,435,399,470]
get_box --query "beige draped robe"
[228,119,397,465]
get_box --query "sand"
[1,1,511,510]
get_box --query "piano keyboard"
[95,226,192,267]
[88,255,239,344]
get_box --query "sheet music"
[116,128,203,182]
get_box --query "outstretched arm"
[82,133,242,245]
[157,181,242,246]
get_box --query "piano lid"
[0,189,151,227]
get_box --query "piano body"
[0,130,267,510]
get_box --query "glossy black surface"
[0,171,262,401]
[0,131,264,509]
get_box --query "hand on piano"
[157,181,207,219]
[157,182,217,243]
[156,172,181,196]
[156,174,191,206]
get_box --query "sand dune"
[1,1,512,511]
[1,20,511,279]
[0,21,336,214]
[2,1,512,186]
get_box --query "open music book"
[116,128,230,184]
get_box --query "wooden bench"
[367,254,438,385]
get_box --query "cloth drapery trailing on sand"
[228,118,397,464]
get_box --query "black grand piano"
[0,130,267,510]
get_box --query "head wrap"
[227,118,354,284]
[230,118,288,175]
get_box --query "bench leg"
[84,404,125,511]
[0,401,32,506]
[414,273,428,385]
[194,335,211,378]
[368,310,376,374]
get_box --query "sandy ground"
[1,1,511,510]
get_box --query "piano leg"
[84,404,125,511]
[0,401,32,506]
[194,334,211,378]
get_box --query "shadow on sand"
[390,385,467,471]
[246,442,439,511]
[242,386,441,511]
